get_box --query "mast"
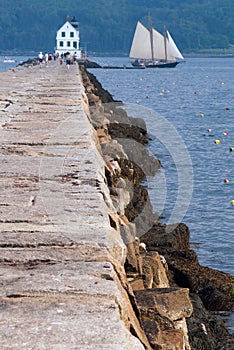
[148,12,155,63]
[164,25,168,62]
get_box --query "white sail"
[167,30,184,60]
[152,28,175,61]
[151,28,165,60]
[129,21,152,59]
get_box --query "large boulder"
[142,251,169,289]
[135,288,193,350]
[141,222,190,252]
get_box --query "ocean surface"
[1,55,233,331]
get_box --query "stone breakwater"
[0,59,232,349]
[0,61,149,350]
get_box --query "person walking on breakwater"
[65,52,72,69]
[38,51,44,68]
[44,52,49,67]
[73,51,78,64]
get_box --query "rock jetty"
[0,58,232,349]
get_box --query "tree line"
[0,0,233,54]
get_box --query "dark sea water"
[1,54,233,331]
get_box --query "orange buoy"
[215,139,220,144]
[224,179,229,183]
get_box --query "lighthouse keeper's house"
[56,16,82,58]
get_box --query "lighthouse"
[56,16,82,58]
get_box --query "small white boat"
[3,57,16,63]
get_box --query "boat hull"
[146,61,181,68]
[103,65,145,69]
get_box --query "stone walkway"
[0,61,146,349]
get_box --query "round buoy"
[215,139,220,144]
[146,95,149,99]
[223,131,229,136]
[224,179,229,183]
[230,147,234,152]
[200,113,205,117]
[231,200,234,205]
[207,129,212,133]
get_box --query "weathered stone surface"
[0,297,143,350]
[141,222,190,252]
[80,66,113,103]
[0,261,125,297]
[174,318,191,350]
[101,139,128,159]
[129,277,145,291]
[142,252,169,289]
[160,330,185,350]
[135,288,193,322]
[134,288,193,350]
[0,61,151,349]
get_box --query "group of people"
[38,51,54,68]
[38,50,79,69]
[59,51,79,69]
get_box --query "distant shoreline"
[89,52,234,58]
[183,53,234,58]
[0,51,234,59]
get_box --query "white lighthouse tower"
[56,16,82,58]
